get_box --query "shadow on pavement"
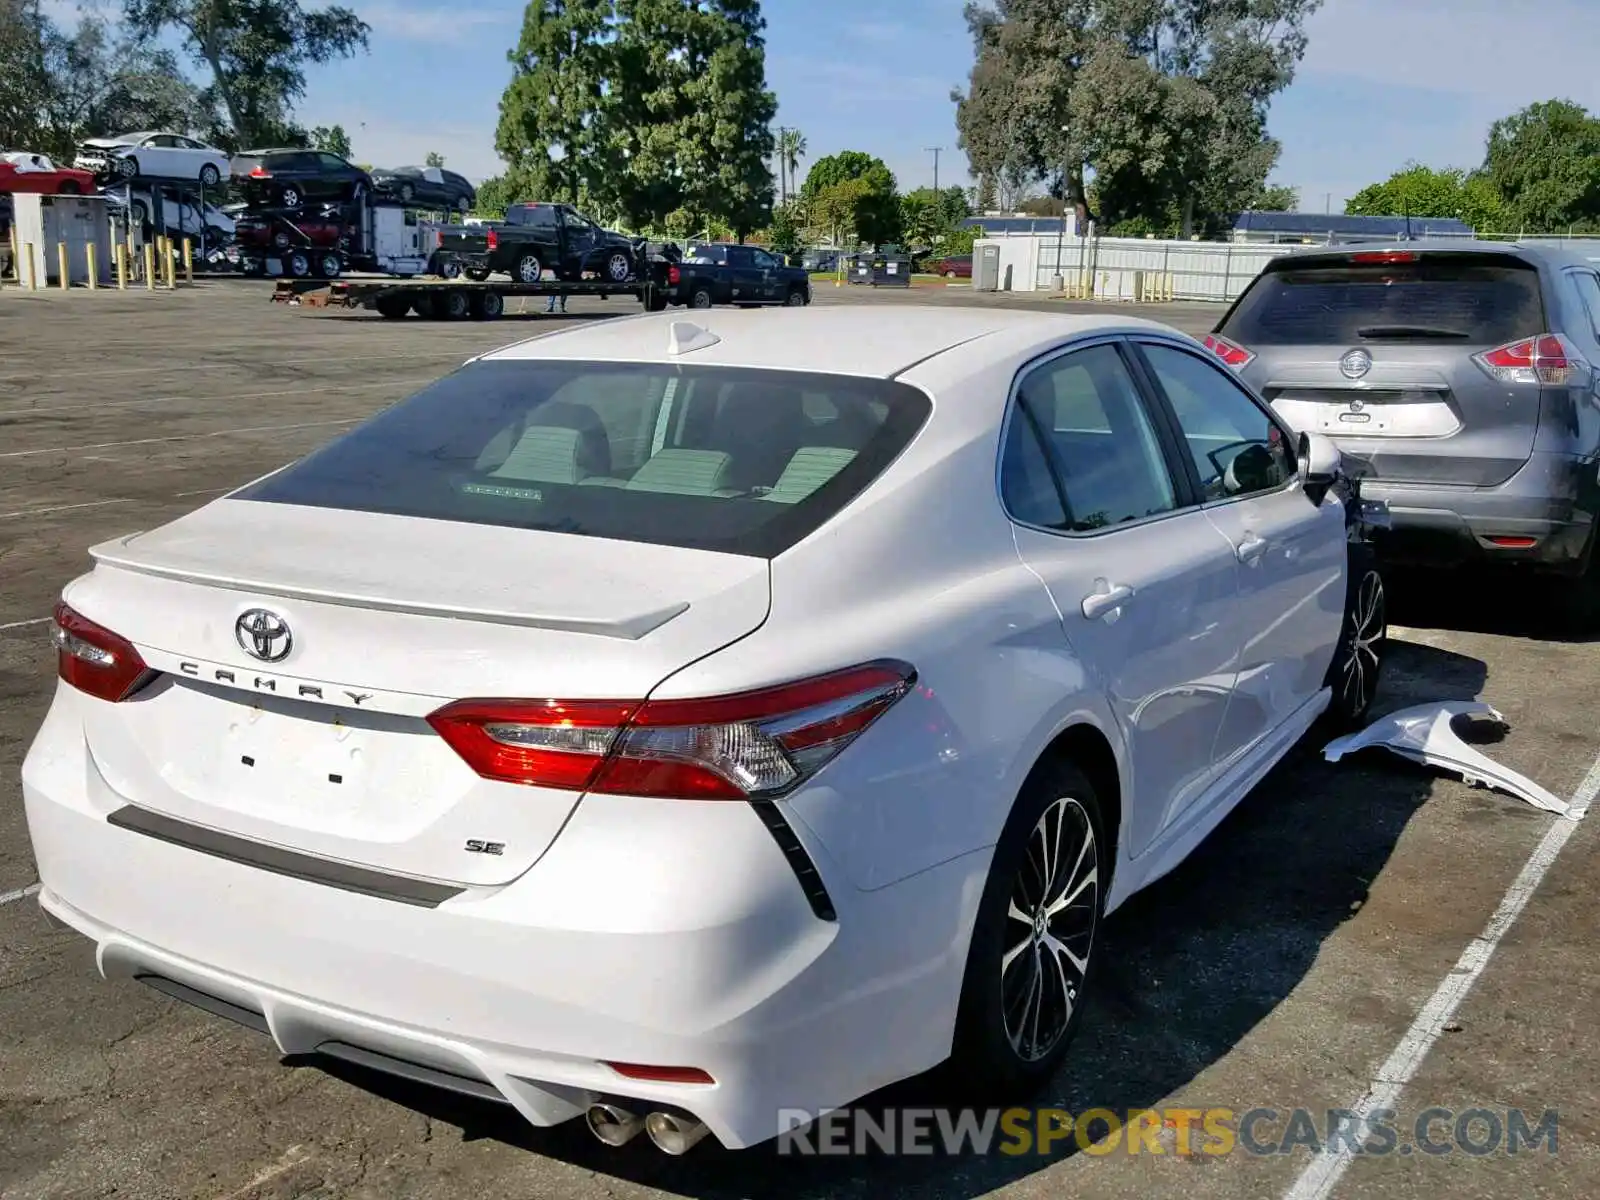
[292,638,1489,1198]
[1385,566,1600,645]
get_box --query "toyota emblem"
[235,609,292,662]
[1339,348,1372,379]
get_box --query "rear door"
[1132,337,1346,771]
[1002,339,1247,854]
[1217,250,1550,486]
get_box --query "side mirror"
[1299,431,1342,503]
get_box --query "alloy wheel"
[1338,569,1385,718]
[519,256,541,284]
[1001,796,1098,1063]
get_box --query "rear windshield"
[1219,253,1546,346]
[236,359,930,558]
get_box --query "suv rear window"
[1219,253,1546,346]
[236,360,930,558]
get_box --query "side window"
[318,153,348,170]
[1140,342,1294,500]
[1000,408,1068,528]
[1569,271,1600,341]
[1011,344,1177,532]
[562,209,588,230]
[751,249,778,269]
[727,246,755,268]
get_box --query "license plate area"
[1269,388,1460,438]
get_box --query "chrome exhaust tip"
[644,1110,711,1155]
[585,1103,643,1146]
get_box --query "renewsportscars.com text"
[775,1106,1559,1157]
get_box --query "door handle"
[1081,581,1135,621]
[1236,532,1268,564]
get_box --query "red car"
[927,254,972,279]
[0,152,96,195]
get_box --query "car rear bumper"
[21,686,979,1149]
[1359,451,1599,573]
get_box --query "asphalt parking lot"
[2,281,1597,1200]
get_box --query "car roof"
[1270,238,1590,269]
[479,305,1184,380]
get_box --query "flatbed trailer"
[272,267,674,320]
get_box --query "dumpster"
[846,247,911,287]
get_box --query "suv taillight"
[1202,333,1255,370]
[51,601,153,702]
[427,660,917,799]
[1472,333,1589,385]
[248,165,271,178]
[486,229,498,250]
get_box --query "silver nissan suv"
[1207,241,1600,616]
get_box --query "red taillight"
[1349,250,1418,264]
[434,230,443,247]
[51,601,152,702]
[1487,535,1539,548]
[1472,333,1588,385]
[248,165,271,178]
[605,1062,715,1085]
[427,660,916,799]
[486,229,498,250]
[1202,333,1255,369]
[668,265,681,285]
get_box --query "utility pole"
[777,126,789,205]
[926,146,943,193]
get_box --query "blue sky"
[55,0,1600,213]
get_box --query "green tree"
[776,126,806,203]
[496,0,611,204]
[0,0,52,152]
[767,202,802,256]
[801,150,899,245]
[606,0,776,236]
[124,0,369,149]
[811,177,870,246]
[424,149,444,168]
[1251,183,1299,212]
[1485,99,1600,233]
[1346,164,1466,218]
[310,123,351,158]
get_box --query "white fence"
[977,233,1288,303]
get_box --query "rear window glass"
[1220,254,1545,346]
[236,360,930,558]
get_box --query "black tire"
[458,195,471,213]
[271,230,291,251]
[375,295,410,319]
[689,286,714,309]
[410,294,438,318]
[604,249,633,283]
[516,254,542,285]
[279,185,303,210]
[644,289,668,312]
[1322,547,1386,730]
[314,252,341,279]
[441,289,471,320]
[199,163,221,188]
[951,757,1106,1101]
[284,251,310,278]
[784,287,807,306]
[465,268,491,282]
[473,289,504,320]
[438,257,463,280]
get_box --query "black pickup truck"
[671,242,811,308]
[437,202,645,284]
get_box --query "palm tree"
[777,128,807,204]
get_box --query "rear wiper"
[1355,325,1471,340]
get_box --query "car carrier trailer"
[271,268,675,320]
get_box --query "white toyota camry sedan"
[23,306,1386,1154]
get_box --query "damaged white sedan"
[23,308,1385,1153]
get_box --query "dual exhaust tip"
[586,1103,709,1155]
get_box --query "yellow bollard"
[20,242,36,290]
[86,243,98,290]
[116,244,127,289]
[183,238,193,283]
[143,241,155,290]
[58,242,70,290]
[165,241,176,288]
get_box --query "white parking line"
[0,352,459,386]
[0,618,49,632]
[0,883,42,907]
[1283,748,1600,1200]
[0,498,137,520]
[0,418,361,460]
[0,378,433,419]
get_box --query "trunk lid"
[70,500,770,887]
[1221,250,1550,486]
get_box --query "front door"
[748,247,783,299]
[1001,340,1247,856]
[561,208,598,275]
[1132,338,1346,775]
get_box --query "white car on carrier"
[23,307,1386,1154]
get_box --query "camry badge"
[235,609,293,663]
